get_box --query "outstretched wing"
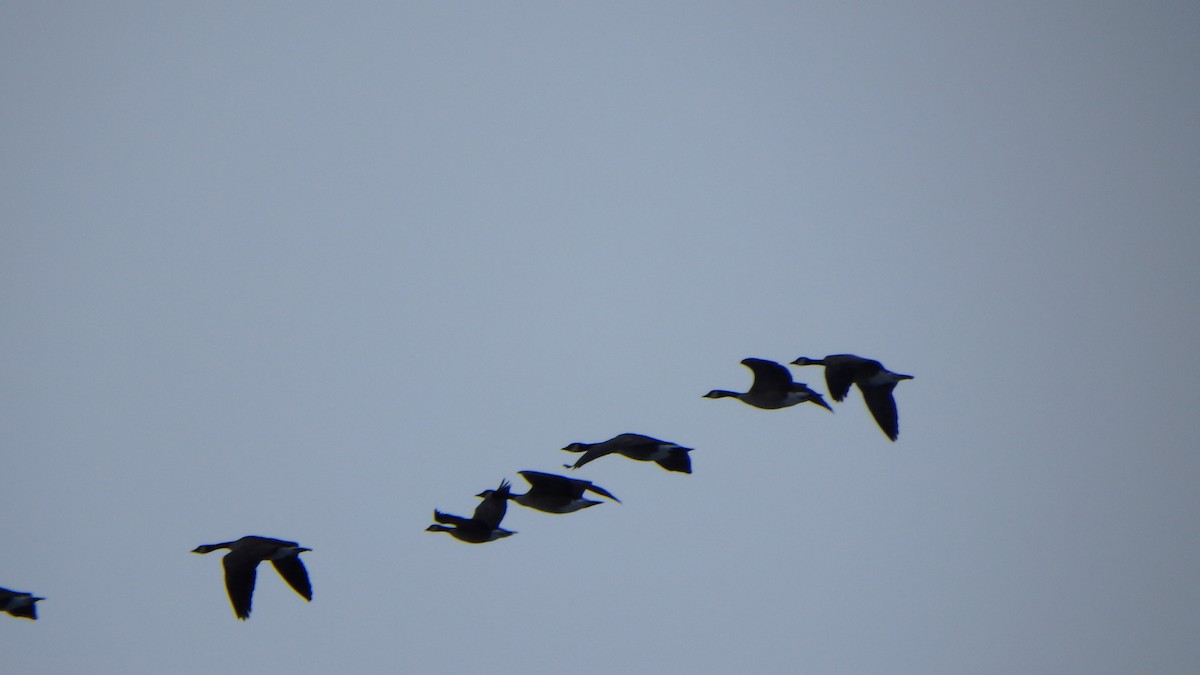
[519,470,582,498]
[609,432,664,447]
[472,480,510,528]
[860,382,901,441]
[271,556,312,602]
[222,551,258,620]
[432,510,471,527]
[823,361,859,402]
[742,358,793,394]
[564,446,609,470]
[583,481,621,503]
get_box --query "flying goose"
[704,357,832,411]
[477,470,621,514]
[191,535,312,620]
[562,433,693,473]
[0,587,44,620]
[791,354,913,441]
[427,479,517,543]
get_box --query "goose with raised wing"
[562,433,692,474]
[704,357,832,411]
[427,479,517,543]
[791,354,913,441]
[191,535,312,620]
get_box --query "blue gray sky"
[3,3,1198,673]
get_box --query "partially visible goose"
[0,587,44,620]
[704,357,832,411]
[791,354,913,441]
[562,433,692,473]
[427,479,517,543]
[478,470,621,514]
[191,535,312,620]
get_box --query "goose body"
[427,479,517,543]
[704,357,832,411]
[0,587,44,620]
[791,354,913,441]
[562,433,692,473]
[191,535,312,620]
[479,470,621,514]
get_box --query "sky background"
[3,2,1199,673]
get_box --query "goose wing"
[821,355,872,402]
[823,366,854,402]
[608,432,665,447]
[271,556,312,601]
[610,433,672,458]
[566,433,663,468]
[583,481,621,502]
[221,549,259,620]
[472,480,510,528]
[519,470,583,498]
[741,358,793,394]
[522,469,621,503]
[432,510,472,527]
[564,445,611,469]
[249,535,299,548]
[860,381,901,441]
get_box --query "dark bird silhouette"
[478,470,621,514]
[427,479,517,543]
[0,587,44,620]
[562,433,692,473]
[704,357,832,411]
[791,354,913,441]
[191,535,312,620]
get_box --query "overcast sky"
[3,2,1199,673]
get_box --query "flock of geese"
[2,352,911,622]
